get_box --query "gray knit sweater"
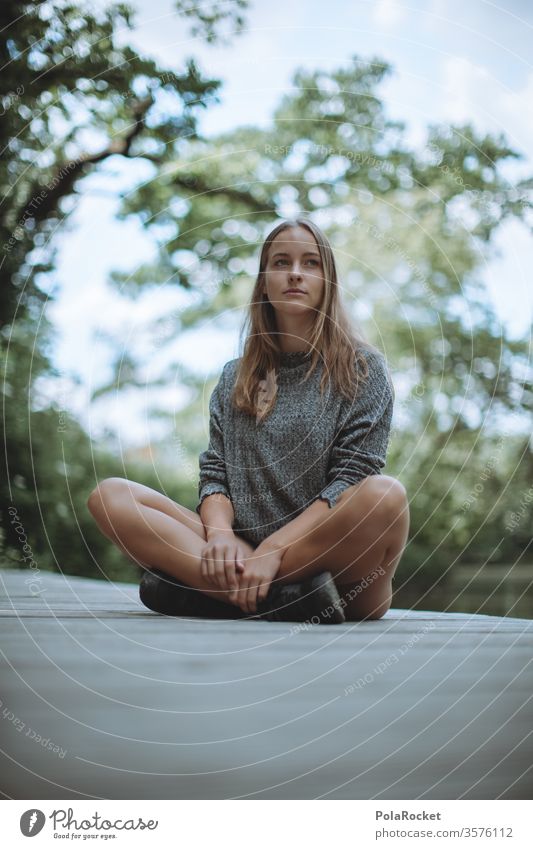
[196,347,394,547]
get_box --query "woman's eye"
[273,258,320,266]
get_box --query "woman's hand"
[200,531,247,593]
[229,545,283,614]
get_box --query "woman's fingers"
[214,548,228,590]
[238,574,260,614]
[200,551,211,583]
[222,549,247,591]
[223,559,238,592]
[201,537,251,592]
[201,544,242,591]
[234,576,251,613]
[202,545,219,587]
[245,578,259,614]
[203,544,228,589]
[207,548,218,586]
[257,576,271,606]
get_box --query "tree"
[0,0,250,578]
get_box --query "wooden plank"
[0,569,532,800]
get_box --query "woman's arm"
[199,492,235,539]
[196,364,233,521]
[195,364,247,591]
[318,349,394,507]
[255,498,331,555]
[199,492,249,592]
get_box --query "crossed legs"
[87,475,409,621]
[278,476,410,620]
[86,479,255,605]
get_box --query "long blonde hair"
[231,217,383,420]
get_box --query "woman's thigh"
[89,478,256,554]
[89,477,207,540]
[279,475,408,580]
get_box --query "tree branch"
[15,96,154,227]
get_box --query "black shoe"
[139,569,246,620]
[256,571,346,624]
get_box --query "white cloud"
[483,218,533,341]
[441,56,533,161]
[373,0,408,28]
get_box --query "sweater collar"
[277,349,313,369]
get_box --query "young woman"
[87,218,410,623]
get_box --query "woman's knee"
[345,598,391,621]
[340,576,393,621]
[335,475,408,535]
[87,477,132,517]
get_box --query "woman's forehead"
[270,226,319,251]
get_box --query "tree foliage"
[0,0,248,578]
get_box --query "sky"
[44,0,533,445]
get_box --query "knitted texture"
[196,347,394,547]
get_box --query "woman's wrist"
[255,536,288,557]
[205,526,234,541]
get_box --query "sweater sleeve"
[195,363,231,515]
[318,351,394,508]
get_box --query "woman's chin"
[274,301,312,315]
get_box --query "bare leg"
[86,478,255,606]
[276,475,410,620]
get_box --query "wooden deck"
[1,568,532,800]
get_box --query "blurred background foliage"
[1,0,532,614]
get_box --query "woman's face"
[263,226,325,320]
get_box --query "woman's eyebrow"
[271,250,321,257]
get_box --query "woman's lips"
[284,289,306,295]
